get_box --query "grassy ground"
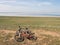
[0,16,60,31]
[0,16,60,45]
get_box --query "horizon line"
[0,15,60,17]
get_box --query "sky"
[0,0,60,16]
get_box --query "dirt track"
[0,29,60,37]
[33,29,60,37]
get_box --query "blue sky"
[0,0,60,16]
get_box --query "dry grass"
[0,29,60,45]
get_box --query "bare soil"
[0,29,60,45]
[0,29,60,40]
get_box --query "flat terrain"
[0,16,60,31]
[0,16,60,45]
[0,29,60,45]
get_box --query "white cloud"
[0,0,16,1]
[38,2,52,6]
[35,2,52,7]
[0,0,60,16]
[0,4,11,12]
[0,0,16,3]
[0,3,30,12]
[0,3,59,14]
